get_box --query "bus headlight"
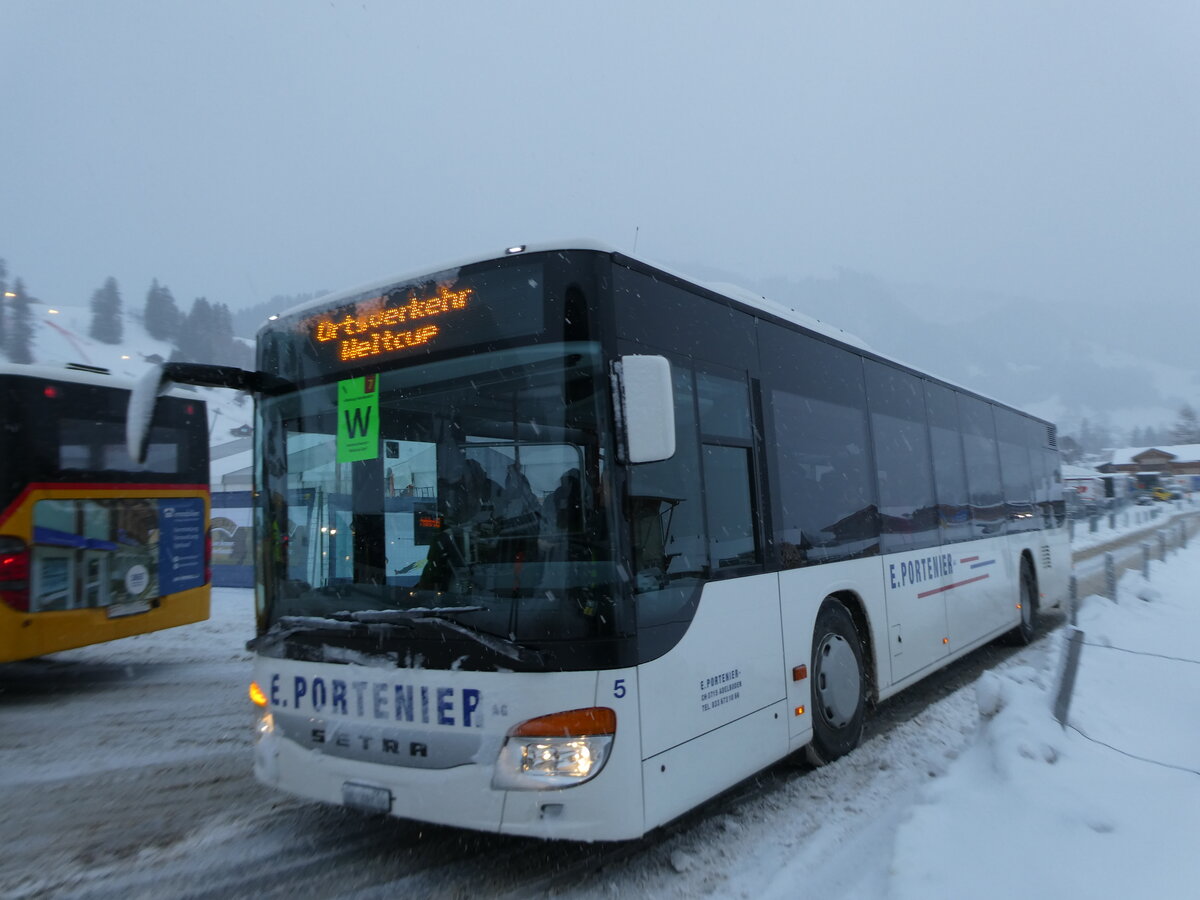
[253,711,280,783]
[492,707,615,790]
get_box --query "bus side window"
[695,367,760,573]
[958,395,1006,537]
[925,382,973,544]
[995,406,1038,532]
[865,361,939,554]
[762,325,879,567]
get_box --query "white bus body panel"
[879,547,952,684]
[940,534,1014,649]
[637,574,789,830]
[252,528,1070,841]
[1037,523,1071,608]
[253,658,648,841]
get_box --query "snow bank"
[888,549,1200,900]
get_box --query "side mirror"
[127,362,265,463]
[615,355,676,464]
[127,364,170,465]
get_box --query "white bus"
[130,242,1070,841]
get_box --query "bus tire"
[804,598,866,767]
[1005,559,1038,646]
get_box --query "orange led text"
[312,285,474,362]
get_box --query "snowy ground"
[885,553,1200,900]
[1,518,1197,898]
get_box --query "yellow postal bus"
[1,362,210,663]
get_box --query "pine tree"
[88,276,123,344]
[1170,404,1200,445]
[212,302,235,364]
[176,297,216,363]
[7,278,35,364]
[143,279,182,341]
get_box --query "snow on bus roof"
[1,360,136,390]
[266,239,618,324]
[263,240,1037,420]
[1,361,208,409]
[264,239,871,349]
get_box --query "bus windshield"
[257,342,627,653]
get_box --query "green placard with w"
[337,376,380,463]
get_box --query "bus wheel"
[804,598,866,767]
[1005,559,1039,646]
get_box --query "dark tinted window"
[995,407,1038,532]
[865,361,939,553]
[958,395,1005,537]
[924,382,973,543]
[613,265,757,370]
[762,326,878,566]
[59,419,180,474]
[696,369,753,441]
[696,367,760,572]
[703,445,758,571]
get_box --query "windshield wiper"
[338,608,545,665]
[247,613,410,655]
[254,608,545,667]
[341,606,487,624]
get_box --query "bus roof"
[0,360,206,403]
[0,361,136,391]
[257,241,1054,429]
[258,240,871,350]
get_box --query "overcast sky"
[2,1,1197,320]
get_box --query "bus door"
[866,362,949,684]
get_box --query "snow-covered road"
[1,510,1194,898]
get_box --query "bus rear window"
[59,419,181,475]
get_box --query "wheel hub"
[816,633,861,728]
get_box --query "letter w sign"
[337,375,380,462]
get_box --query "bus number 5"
[613,679,627,699]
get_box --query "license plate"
[342,782,393,814]
[106,600,153,619]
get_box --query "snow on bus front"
[249,611,640,840]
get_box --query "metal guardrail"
[1055,506,1198,728]
[1053,627,1085,727]
[1070,503,1197,588]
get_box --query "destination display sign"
[313,285,474,363]
[300,262,545,368]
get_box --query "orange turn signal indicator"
[249,681,268,707]
[509,707,616,738]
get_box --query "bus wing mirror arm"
[127,362,280,464]
[613,355,676,464]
